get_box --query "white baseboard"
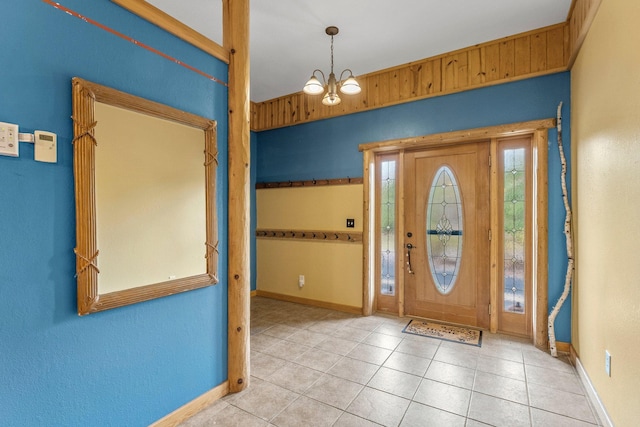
[575,357,614,427]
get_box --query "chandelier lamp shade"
[303,26,361,106]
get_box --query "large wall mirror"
[72,77,218,315]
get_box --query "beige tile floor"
[180,297,601,427]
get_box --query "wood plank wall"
[251,23,569,132]
[567,0,602,68]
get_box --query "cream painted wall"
[257,240,363,308]
[256,185,363,308]
[257,185,363,231]
[95,102,206,293]
[571,0,640,424]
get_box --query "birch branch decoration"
[548,101,574,357]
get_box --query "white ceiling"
[148,0,572,103]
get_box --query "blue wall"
[257,73,572,341]
[1,2,228,426]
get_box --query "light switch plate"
[34,130,57,163]
[0,122,19,157]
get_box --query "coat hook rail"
[256,176,363,189]
[256,228,362,243]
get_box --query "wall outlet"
[605,350,611,377]
[346,218,355,228]
[298,275,305,288]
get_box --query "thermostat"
[34,130,57,163]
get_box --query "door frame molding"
[359,119,554,350]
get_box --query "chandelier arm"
[338,68,355,83]
[312,69,327,85]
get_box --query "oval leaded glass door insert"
[426,166,463,295]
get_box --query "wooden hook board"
[256,177,363,189]
[256,229,362,243]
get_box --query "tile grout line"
[465,355,480,425]
[249,300,594,427]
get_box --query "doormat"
[402,319,482,347]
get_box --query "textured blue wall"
[257,73,572,341]
[0,2,228,426]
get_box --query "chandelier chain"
[330,35,334,74]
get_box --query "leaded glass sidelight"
[503,148,526,313]
[380,160,396,296]
[426,166,463,295]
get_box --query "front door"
[404,142,490,328]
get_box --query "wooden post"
[535,128,549,351]
[362,150,373,316]
[225,0,250,393]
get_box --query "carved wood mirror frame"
[72,77,218,315]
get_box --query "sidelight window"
[380,159,397,296]
[502,148,527,313]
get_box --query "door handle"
[406,243,416,275]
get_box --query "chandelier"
[302,26,361,106]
